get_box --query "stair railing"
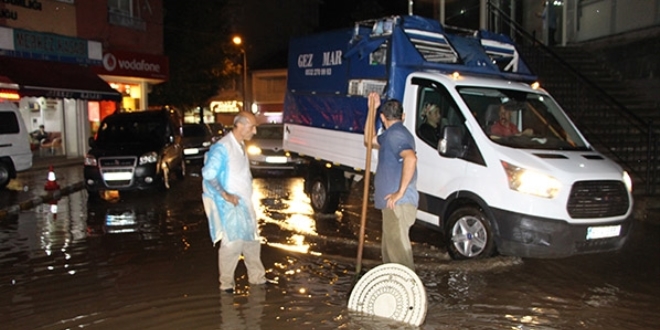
[486,1,658,195]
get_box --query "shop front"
[0,56,122,160]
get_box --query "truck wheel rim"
[311,182,326,208]
[451,216,487,257]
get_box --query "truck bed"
[283,123,378,173]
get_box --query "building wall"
[0,0,77,36]
[75,0,164,54]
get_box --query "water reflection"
[253,178,318,254]
[2,173,660,329]
[219,286,266,329]
[86,191,168,239]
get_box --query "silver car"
[246,123,305,173]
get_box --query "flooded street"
[1,165,659,329]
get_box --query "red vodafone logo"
[103,53,117,71]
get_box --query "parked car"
[207,122,227,137]
[84,109,185,195]
[246,123,306,174]
[182,123,218,163]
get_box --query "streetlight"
[232,35,248,112]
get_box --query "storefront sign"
[14,29,86,58]
[94,50,169,80]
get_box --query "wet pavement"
[1,160,660,329]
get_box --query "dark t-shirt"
[374,122,419,210]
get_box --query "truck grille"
[566,180,629,219]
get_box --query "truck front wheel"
[446,206,495,260]
[310,176,339,214]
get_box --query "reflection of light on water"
[505,312,544,326]
[285,179,314,216]
[253,178,321,254]
[268,234,310,254]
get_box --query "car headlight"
[622,171,633,193]
[84,154,97,166]
[139,151,159,165]
[247,145,261,155]
[202,141,211,147]
[501,160,561,198]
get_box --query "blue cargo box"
[284,15,536,133]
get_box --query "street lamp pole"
[232,36,248,112]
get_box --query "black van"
[84,109,185,194]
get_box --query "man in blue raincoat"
[202,111,267,293]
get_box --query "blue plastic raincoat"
[201,133,258,245]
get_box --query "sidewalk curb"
[0,181,84,220]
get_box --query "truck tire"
[0,162,10,189]
[446,206,495,260]
[310,176,340,214]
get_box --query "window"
[108,0,132,15]
[414,80,463,148]
[0,112,19,134]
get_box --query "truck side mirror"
[88,136,96,148]
[438,125,464,158]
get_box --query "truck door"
[409,78,478,227]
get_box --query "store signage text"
[14,30,87,58]
[1,0,43,20]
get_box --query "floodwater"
[1,168,659,329]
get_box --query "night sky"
[319,0,430,30]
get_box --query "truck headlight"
[501,161,561,199]
[139,151,158,165]
[622,171,633,192]
[84,154,97,166]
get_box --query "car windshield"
[183,124,208,137]
[458,86,590,150]
[96,118,168,147]
[255,125,283,140]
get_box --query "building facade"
[0,0,167,159]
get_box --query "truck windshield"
[458,87,589,150]
[96,118,168,148]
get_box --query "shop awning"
[0,56,122,101]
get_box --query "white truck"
[282,15,634,259]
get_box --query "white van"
[0,101,33,188]
[282,15,634,260]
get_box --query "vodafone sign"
[93,51,169,80]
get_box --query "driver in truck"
[490,103,533,137]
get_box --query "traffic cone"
[44,165,60,191]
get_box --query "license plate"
[586,225,621,240]
[265,156,287,164]
[184,148,199,155]
[103,172,133,181]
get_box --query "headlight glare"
[247,145,261,155]
[84,154,97,166]
[622,171,633,192]
[139,151,158,165]
[501,160,561,198]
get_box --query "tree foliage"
[149,0,236,110]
